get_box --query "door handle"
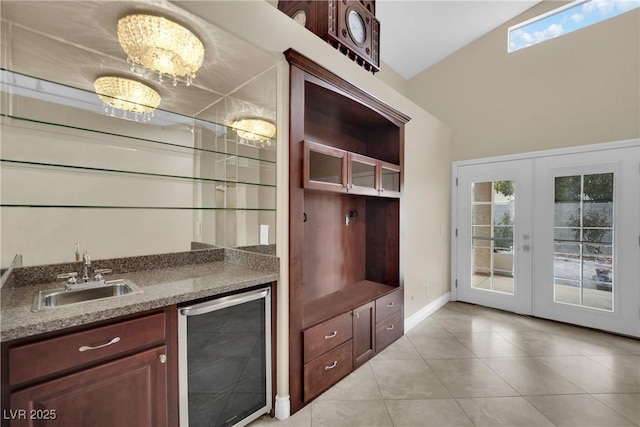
[78,336,120,352]
[517,245,531,252]
[324,331,338,339]
[324,361,338,370]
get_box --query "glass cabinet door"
[379,162,401,198]
[348,153,378,196]
[303,140,348,192]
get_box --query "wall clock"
[278,1,317,32]
[292,9,307,26]
[278,0,380,73]
[347,9,366,44]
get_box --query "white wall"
[1,94,195,266]
[407,4,639,161]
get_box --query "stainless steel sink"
[32,279,142,311]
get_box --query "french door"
[453,143,640,337]
[455,159,533,315]
[532,147,639,337]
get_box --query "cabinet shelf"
[303,280,396,328]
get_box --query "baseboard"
[404,292,451,332]
[274,394,290,420]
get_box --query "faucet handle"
[57,272,78,285]
[94,268,112,281]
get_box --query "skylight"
[508,0,639,52]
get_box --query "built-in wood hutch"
[285,49,410,413]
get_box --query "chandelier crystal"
[230,118,277,147]
[117,14,205,86]
[94,76,161,122]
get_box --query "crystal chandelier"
[93,77,161,122]
[230,118,277,147]
[117,14,205,86]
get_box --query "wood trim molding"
[284,49,411,126]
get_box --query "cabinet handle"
[78,336,120,352]
[159,354,167,364]
[324,331,338,339]
[386,325,395,331]
[386,302,394,308]
[324,361,338,370]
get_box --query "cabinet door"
[348,153,379,196]
[352,302,375,368]
[303,140,348,192]
[378,161,401,198]
[10,346,168,427]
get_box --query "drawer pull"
[386,302,395,308]
[78,336,120,352]
[324,361,338,370]
[324,331,338,339]
[386,325,395,331]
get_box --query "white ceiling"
[376,0,541,79]
[1,0,544,109]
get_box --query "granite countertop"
[0,248,279,342]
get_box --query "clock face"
[347,10,366,44]
[292,10,307,27]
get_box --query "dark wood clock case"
[278,0,380,73]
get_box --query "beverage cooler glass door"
[178,287,272,427]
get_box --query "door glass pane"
[309,151,342,184]
[381,167,400,192]
[471,180,515,294]
[351,159,376,189]
[553,173,613,311]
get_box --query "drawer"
[375,288,403,322]
[303,339,353,401]
[375,310,403,353]
[303,312,352,363]
[9,312,166,386]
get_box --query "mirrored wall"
[1,0,279,267]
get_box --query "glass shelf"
[1,69,278,147]
[0,157,276,189]
[1,205,275,210]
[1,68,278,266]
[1,114,276,165]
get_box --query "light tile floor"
[250,302,640,427]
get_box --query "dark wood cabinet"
[303,140,401,198]
[10,346,168,427]
[303,140,348,192]
[375,288,404,353]
[286,49,410,414]
[1,309,177,427]
[352,302,375,368]
[303,340,353,401]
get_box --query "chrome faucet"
[81,251,91,283]
[56,250,113,290]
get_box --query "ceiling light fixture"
[117,14,205,86]
[230,118,277,147]
[93,76,161,122]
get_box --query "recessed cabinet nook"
[285,49,410,412]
